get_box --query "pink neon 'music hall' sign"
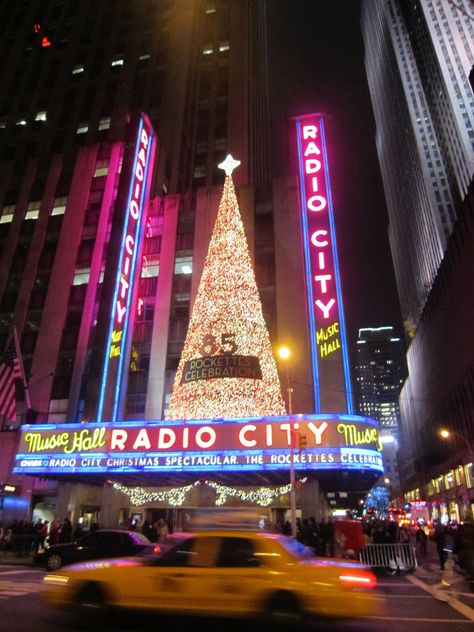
[295,113,352,414]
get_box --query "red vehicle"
[334,519,365,558]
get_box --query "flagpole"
[13,326,32,411]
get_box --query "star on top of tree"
[218,154,241,176]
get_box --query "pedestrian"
[415,525,427,557]
[434,522,447,570]
[49,519,61,546]
[156,518,169,543]
[59,518,72,543]
[38,520,49,551]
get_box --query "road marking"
[367,616,474,623]
[408,574,474,621]
[0,569,39,575]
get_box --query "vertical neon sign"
[295,114,352,413]
[97,114,156,422]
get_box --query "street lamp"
[278,345,297,539]
[439,429,473,463]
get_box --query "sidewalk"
[0,551,36,566]
[413,538,474,609]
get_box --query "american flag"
[0,337,22,421]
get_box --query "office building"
[362,0,474,519]
[361,0,474,328]
[0,1,382,526]
[354,326,405,490]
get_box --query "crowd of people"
[0,517,74,554]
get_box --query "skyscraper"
[362,0,474,518]
[355,326,405,488]
[361,0,474,328]
[0,1,382,525]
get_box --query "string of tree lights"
[165,157,286,420]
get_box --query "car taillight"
[153,545,161,555]
[339,571,376,589]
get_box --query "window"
[0,117,7,129]
[141,254,159,278]
[35,111,47,122]
[0,205,15,223]
[72,64,84,74]
[217,538,260,568]
[138,53,151,61]
[94,160,109,177]
[219,41,230,52]
[72,267,90,286]
[465,464,473,488]
[174,255,192,275]
[77,122,88,134]
[51,197,67,215]
[111,56,124,67]
[25,200,41,220]
[16,119,27,126]
[98,117,111,131]
[48,398,69,423]
[193,166,206,179]
[202,45,213,55]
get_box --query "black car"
[37,529,157,571]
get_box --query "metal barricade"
[359,543,418,572]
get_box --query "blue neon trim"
[112,124,154,421]
[319,119,353,413]
[97,118,145,422]
[296,120,320,412]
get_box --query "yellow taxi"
[43,530,383,624]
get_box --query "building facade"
[354,326,406,490]
[361,0,474,329]
[0,1,381,528]
[362,0,474,519]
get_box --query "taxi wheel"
[46,554,63,571]
[265,591,302,628]
[77,582,108,613]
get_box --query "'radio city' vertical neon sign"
[295,114,352,413]
[97,114,156,422]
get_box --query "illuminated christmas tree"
[166,155,286,420]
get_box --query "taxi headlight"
[44,574,70,586]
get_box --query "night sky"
[266,0,404,345]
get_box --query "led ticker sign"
[13,414,382,475]
[295,113,352,413]
[97,114,156,422]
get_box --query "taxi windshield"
[277,536,315,559]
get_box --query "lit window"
[16,119,27,126]
[141,254,160,278]
[0,117,7,129]
[202,45,213,55]
[77,122,88,134]
[138,54,151,61]
[48,398,69,423]
[72,64,84,75]
[25,200,41,220]
[174,256,193,275]
[0,205,15,223]
[111,56,124,67]
[219,41,230,52]
[72,267,90,286]
[35,111,47,122]
[465,464,473,488]
[98,117,111,131]
[94,160,109,177]
[205,5,216,13]
[51,197,67,216]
